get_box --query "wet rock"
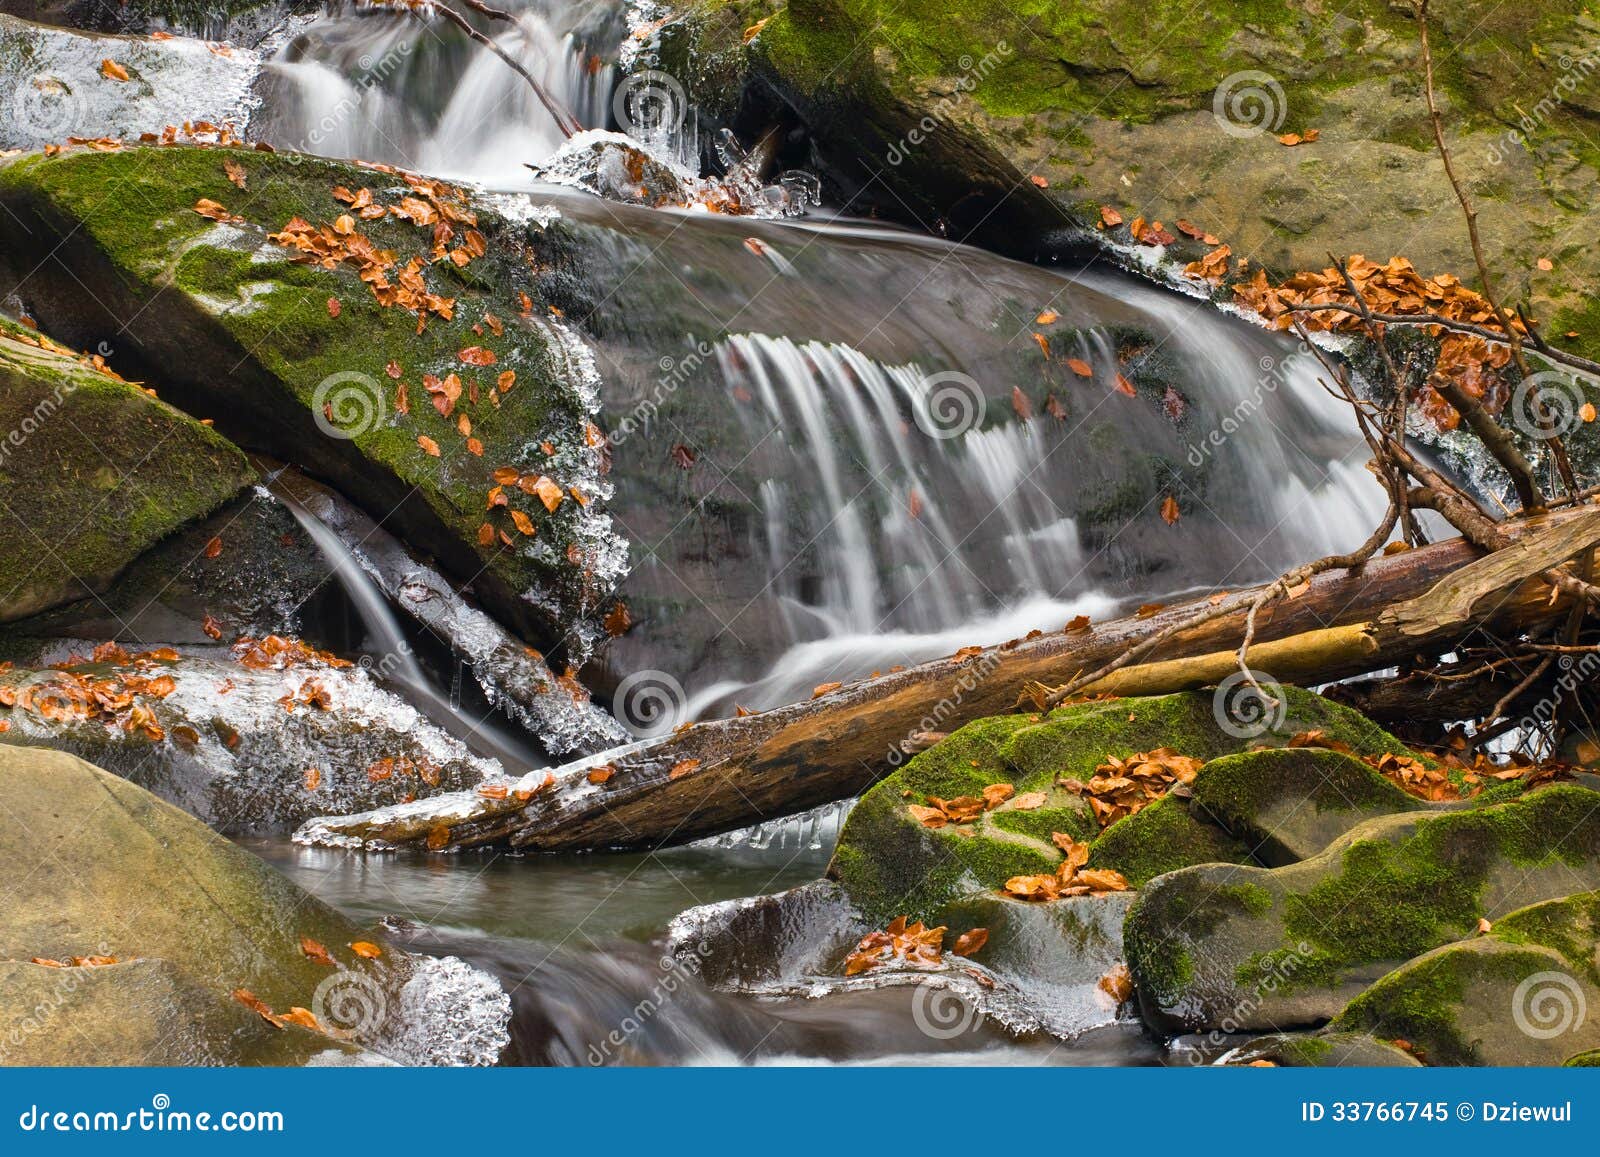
[0,957,352,1066]
[0,745,510,1065]
[0,650,498,830]
[0,14,262,152]
[668,879,1134,1040]
[1325,891,1600,1066]
[2,483,331,647]
[531,129,701,207]
[828,687,1419,922]
[1123,785,1600,1036]
[0,318,253,622]
[1191,747,1426,866]
[0,145,625,657]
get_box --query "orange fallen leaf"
[1011,791,1048,810]
[1097,962,1133,1003]
[1160,495,1181,525]
[587,765,615,784]
[952,928,988,957]
[669,758,701,780]
[203,536,223,559]
[812,681,842,698]
[350,941,383,959]
[1066,357,1093,378]
[299,937,334,966]
[417,435,440,456]
[510,509,536,536]
[1035,310,1059,325]
[101,59,129,82]
[1028,174,1048,188]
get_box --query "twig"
[1413,0,1579,495]
[359,0,582,137]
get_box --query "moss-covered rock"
[1321,891,1600,1065]
[828,686,1420,922]
[0,145,623,656]
[1192,747,1425,865]
[0,320,252,622]
[1230,1030,1422,1067]
[1124,785,1600,1036]
[656,0,1600,363]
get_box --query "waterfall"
[252,0,616,180]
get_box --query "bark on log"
[295,505,1600,854]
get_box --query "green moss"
[831,686,1420,921]
[1254,785,1600,992]
[0,329,252,621]
[1087,795,1252,887]
[0,145,611,648]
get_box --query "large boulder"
[0,745,511,1065]
[828,687,1418,922]
[653,0,1600,363]
[0,145,625,657]
[1324,891,1600,1065]
[1123,784,1600,1036]
[0,318,252,622]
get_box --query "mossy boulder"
[0,320,252,622]
[828,686,1419,922]
[657,0,1600,363]
[1325,891,1600,1065]
[0,145,623,656]
[1191,747,1426,866]
[1230,1030,1421,1067]
[1124,785,1600,1036]
[0,745,397,1061]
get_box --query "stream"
[210,0,1392,1064]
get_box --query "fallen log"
[295,504,1600,853]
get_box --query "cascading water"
[252,0,618,182]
